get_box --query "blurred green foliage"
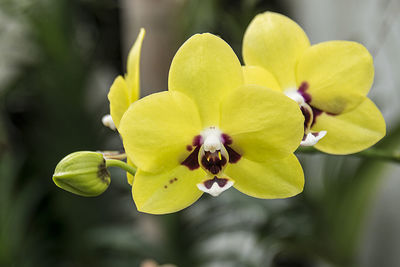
[0,0,398,267]
[0,0,129,266]
[177,0,289,60]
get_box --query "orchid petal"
[313,98,385,154]
[220,85,304,162]
[108,29,145,128]
[169,33,244,126]
[125,28,145,101]
[242,66,281,91]
[108,76,130,128]
[296,41,374,114]
[225,154,304,198]
[133,166,204,214]
[119,91,202,173]
[243,12,310,89]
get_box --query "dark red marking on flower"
[215,178,228,187]
[312,132,320,137]
[298,81,311,103]
[186,145,193,151]
[221,133,232,145]
[181,146,201,170]
[300,106,312,131]
[164,185,168,189]
[204,176,228,189]
[192,135,202,147]
[169,177,178,183]
[298,81,340,129]
[201,151,227,175]
[310,106,338,126]
[298,81,309,92]
[225,145,241,163]
[310,107,323,127]
[302,134,307,141]
[311,106,323,117]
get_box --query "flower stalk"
[106,159,137,176]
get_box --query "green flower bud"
[53,151,111,197]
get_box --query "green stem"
[100,150,127,160]
[105,159,136,176]
[296,146,400,163]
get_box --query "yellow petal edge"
[242,65,281,91]
[313,98,386,154]
[132,166,204,214]
[296,41,374,114]
[226,154,304,199]
[243,12,310,89]
[108,28,145,128]
[220,85,304,162]
[169,33,244,126]
[119,91,202,173]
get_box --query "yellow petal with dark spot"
[132,166,205,214]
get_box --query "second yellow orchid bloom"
[103,29,145,185]
[242,12,386,154]
[104,28,146,130]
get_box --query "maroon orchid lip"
[293,81,336,144]
[298,81,311,102]
[181,132,241,172]
[201,151,227,175]
[203,176,229,189]
[197,175,234,197]
[298,81,337,124]
[300,105,312,132]
[180,127,240,197]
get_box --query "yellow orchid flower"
[242,12,386,154]
[118,33,305,214]
[103,28,146,131]
[103,28,145,185]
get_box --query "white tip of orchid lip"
[197,179,234,197]
[102,114,116,131]
[300,131,327,146]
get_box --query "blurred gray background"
[1,0,399,266]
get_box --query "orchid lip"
[199,148,227,175]
[180,127,241,197]
[181,127,241,172]
[198,127,229,176]
[285,83,328,146]
[301,131,327,146]
[197,176,234,197]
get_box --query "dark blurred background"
[1,0,400,266]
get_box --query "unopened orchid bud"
[52,151,111,197]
